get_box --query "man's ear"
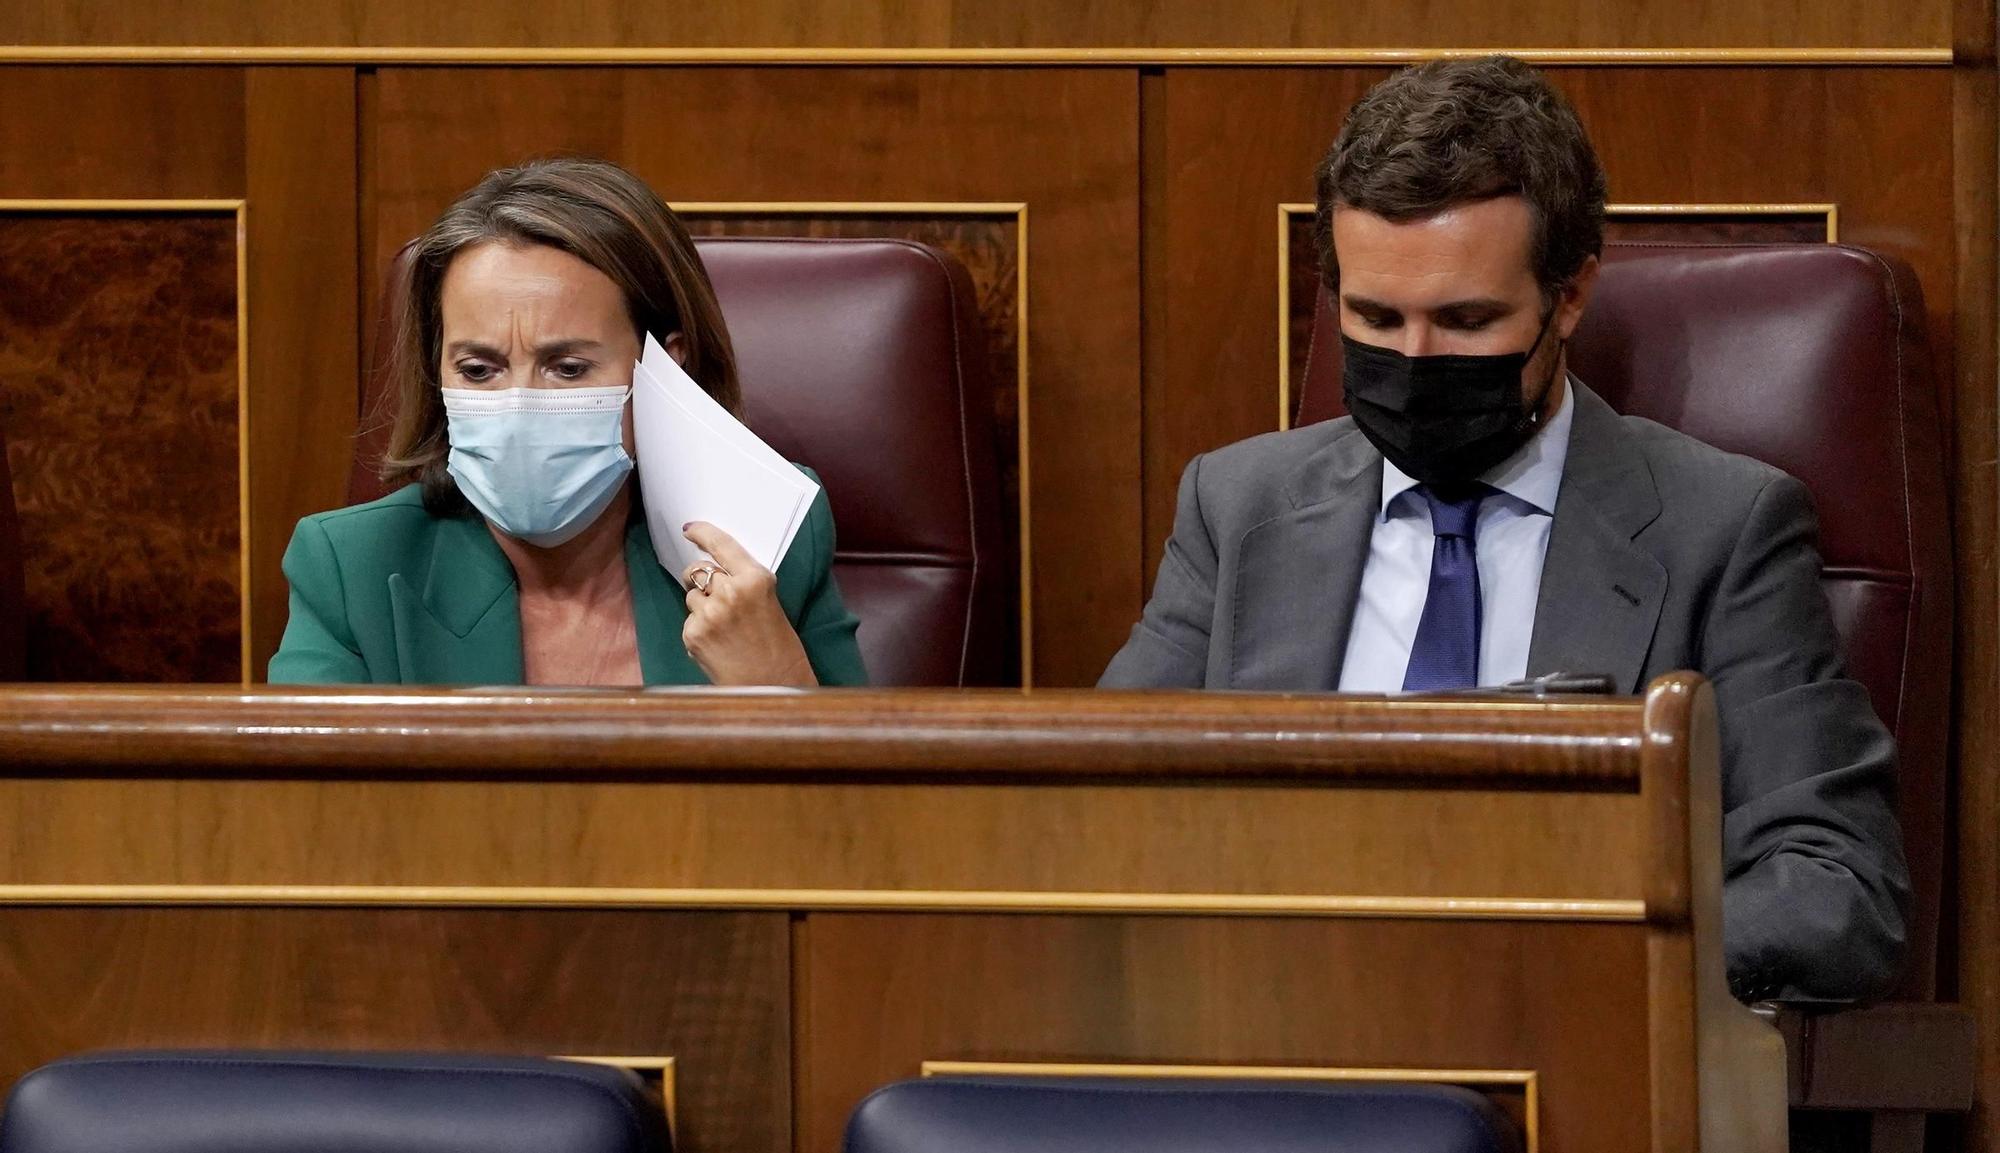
[1554,255,1600,341]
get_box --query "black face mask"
[1341,308,1562,489]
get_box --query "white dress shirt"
[1336,379,1576,692]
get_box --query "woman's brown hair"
[378,156,741,512]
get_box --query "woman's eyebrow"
[532,339,605,356]
[444,338,605,358]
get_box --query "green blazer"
[268,481,867,686]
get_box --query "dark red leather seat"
[0,414,24,680]
[1298,242,1962,1140]
[351,238,1016,687]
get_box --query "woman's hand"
[679,521,819,687]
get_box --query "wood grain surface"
[0,907,792,1153]
[0,675,1767,1152]
[0,211,241,681]
[0,0,1952,51]
[0,684,1644,782]
[1950,3,1998,1152]
[243,69,360,682]
[795,912,1652,1153]
[0,686,1649,902]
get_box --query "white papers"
[632,333,818,584]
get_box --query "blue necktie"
[1402,485,1488,691]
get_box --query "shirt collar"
[1379,374,1576,520]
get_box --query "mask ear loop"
[1518,299,1566,431]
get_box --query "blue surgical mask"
[442,384,634,548]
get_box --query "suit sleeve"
[788,486,868,687]
[1707,474,1910,1001]
[1099,453,1219,688]
[266,517,372,685]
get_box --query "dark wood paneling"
[1149,68,1381,568]
[1152,66,1957,582]
[0,67,244,198]
[1282,209,1322,432]
[366,67,1139,687]
[0,908,792,1153]
[0,211,241,681]
[0,0,1951,50]
[1951,5,1998,1153]
[0,67,251,682]
[1600,214,1832,244]
[244,68,360,681]
[797,913,1652,1153]
[0,680,1751,1150]
[1138,69,1169,571]
[942,4,1952,51]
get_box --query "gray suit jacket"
[1102,383,1909,1002]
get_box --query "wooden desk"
[0,675,1783,1152]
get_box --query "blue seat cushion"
[0,1050,668,1153]
[845,1076,1522,1153]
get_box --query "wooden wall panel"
[0,908,793,1153]
[1150,66,1958,578]
[243,68,360,681]
[0,67,251,680]
[0,0,1952,51]
[0,49,1989,1143]
[0,66,360,680]
[0,67,243,201]
[366,67,1138,687]
[797,913,1652,1153]
[1950,5,1998,1153]
[0,211,241,681]
[1148,68,1383,558]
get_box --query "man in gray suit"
[1101,56,1907,1004]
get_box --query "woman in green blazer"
[269,158,866,687]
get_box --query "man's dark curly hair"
[1314,55,1607,304]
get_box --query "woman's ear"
[664,332,689,367]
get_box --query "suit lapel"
[389,512,524,684]
[1526,384,1667,693]
[626,519,706,686]
[1229,425,1382,690]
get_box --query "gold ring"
[691,565,716,595]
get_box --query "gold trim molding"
[559,1056,677,1136]
[0,884,1648,920]
[0,198,251,683]
[1276,200,1841,430]
[0,46,1953,66]
[673,201,1033,682]
[1607,201,1839,242]
[922,1060,1540,1153]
